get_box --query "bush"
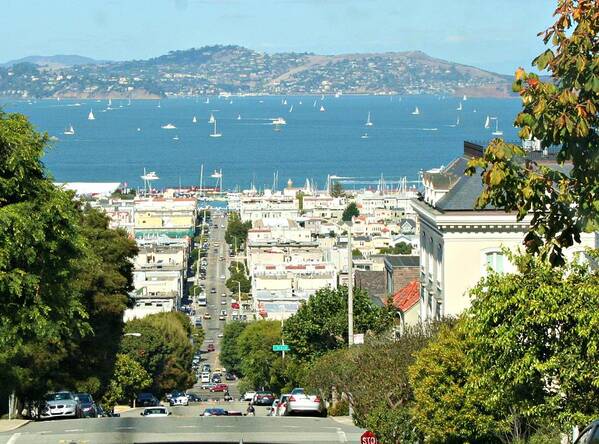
[328,399,349,416]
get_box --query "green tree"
[219,321,247,376]
[236,321,282,390]
[226,272,251,294]
[330,181,345,197]
[102,354,151,409]
[466,1,599,265]
[121,311,196,395]
[283,287,393,362]
[0,111,91,412]
[409,320,498,443]
[341,202,359,221]
[464,251,599,437]
[378,242,412,255]
[352,248,363,258]
[59,207,138,397]
[225,212,251,252]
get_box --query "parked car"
[74,393,97,418]
[211,374,222,383]
[136,392,160,407]
[574,419,599,443]
[219,315,226,320]
[284,388,326,417]
[141,407,170,417]
[252,391,276,406]
[202,408,227,416]
[225,372,236,381]
[210,288,216,294]
[209,383,229,392]
[200,373,211,384]
[231,302,240,309]
[241,391,256,401]
[207,343,215,352]
[40,391,81,419]
[169,393,189,406]
[203,313,212,320]
[186,393,203,403]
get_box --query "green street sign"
[272,344,290,352]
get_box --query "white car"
[40,392,81,419]
[273,394,291,416]
[141,406,170,417]
[284,388,326,417]
[201,372,210,383]
[220,275,226,280]
[241,391,256,401]
[169,394,189,406]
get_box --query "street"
[0,414,364,443]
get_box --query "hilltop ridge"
[0,45,514,99]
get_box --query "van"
[201,373,210,383]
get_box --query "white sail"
[283,99,288,105]
[365,112,373,126]
[492,117,503,136]
[319,105,326,112]
[63,124,75,135]
[484,116,491,129]
[463,94,467,101]
[157,100,161,108]
[88,109,95,120]
[210,119,222,138]
[289,105,293,113]
[209,113,215,124]
[456,102,462,111]
[456,116,460,126]
[237,114,241,120]
[411,106,420,115]
[192,116,197,123]
[161,123,176,129]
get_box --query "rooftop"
[384,255,420,268]
[392,281,420,312]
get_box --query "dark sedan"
[252,392,276,406]
[74,393,97,418]
[136,392,160,407]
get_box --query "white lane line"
[64,429,84,432]
[6,432,21,444]
[337,428,347,443]
[115,427,136,430]
[215,425,234,428]
[178,425,199,428]
[283,425,300,428]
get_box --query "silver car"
[40,391,81,419]
[284,388,326,417]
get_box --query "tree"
[352,248,363,258]
[224,212,251,252]
[120,312,196,395]
[235,321,282,390]
[330,181,345,197]
[409,320,498,443]
[59,207,138,397]
[283,287,393,362]
[0,111,91,413]
[463,251,599,437]
[226,272,251,294]
[341,202,359,221]
[466,1,599,265]
[378,242,412,255]
[219,321,247,375]
[102,354,151,409]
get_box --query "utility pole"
[347,225,354,346]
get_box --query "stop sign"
[361,430,378,444]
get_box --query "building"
[239,193,298,223]
[413,141,597,322]
[384,255,420,296]
[391,280,420,333]
[134,198,197,239]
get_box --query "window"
[485,251,504,273]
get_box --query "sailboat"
[210,119,222,138]
[313,100,317,107]
[128,97,132,106]
[411,106,420,115]
[157,100,161,108]
[161,123,176,129]
[319,105,326,112]
[173,135,180,141]
[484,116,491,129]
[456,102,463,111]
[492,117,503,136]
[299,100,303,105]
[289,105,294,113]
[237,114,241,120]
[361,133,369,139]
[88,109,95,120]
[365,112,373,126]
[208,113,215,124]
[192,116,197,123]
[463,94,467,101]
[283,99,288,105]
[63,124,75,135]
[456,116,460,126]
[205,97,210,104]
[106,98,112,110]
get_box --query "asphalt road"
[0,415,365,443]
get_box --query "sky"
[1,0,556,74]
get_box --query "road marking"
[337,428,347,443]
[115,427,136,431]
[282,425,300,428]
[178,425,199,428]
[64,429,84,432]
[215,425,234,428]
[6,433,21,444]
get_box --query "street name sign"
[272,344,290,352]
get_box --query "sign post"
[360,431,378,444]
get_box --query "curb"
[0,420,31,432]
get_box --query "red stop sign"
[361,430,378,444]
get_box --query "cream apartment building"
[413,142,596,322]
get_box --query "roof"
[384,255,420,268]
[392,281,420,312]
[435,171,490,211]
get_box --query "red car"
[209,384,228,392]
[207,344,215,352]
[231,302,240,309]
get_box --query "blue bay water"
[1,95,521,190]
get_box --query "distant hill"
[1,54,106,68]
[0,45,515,98]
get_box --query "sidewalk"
[330,416,356,427]
[0,419,30,433]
